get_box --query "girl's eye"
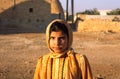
[60,37,65,40]
[58,37,65,41]
[50,37,55,40]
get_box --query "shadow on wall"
[0,0,52,34]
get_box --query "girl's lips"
[54,46,62,49]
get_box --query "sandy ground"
[0,32,120,79]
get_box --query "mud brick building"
[0,0,64,33]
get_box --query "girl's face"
[49,31,68,54]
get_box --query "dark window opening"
[29,8,33,13]
[36,19,40,22]
[12,7,16,10]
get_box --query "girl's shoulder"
[74,52,85,58]
[73,52,88,62]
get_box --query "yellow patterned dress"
[34,19,93,79]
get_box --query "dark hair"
[50,21,68,37]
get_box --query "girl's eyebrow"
[50,36,54,38]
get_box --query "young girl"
[34,19,93,79]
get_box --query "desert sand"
[0,32,120,79]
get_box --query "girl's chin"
[53,50,65,54]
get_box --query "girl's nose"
[54,38,60,45]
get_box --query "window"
[29,8,33,13]
[36,19,40,22]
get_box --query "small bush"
[112,17,120,22]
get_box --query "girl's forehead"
[50,31,68,37]
[50,31,65,35]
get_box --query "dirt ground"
[0,32,120,79]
